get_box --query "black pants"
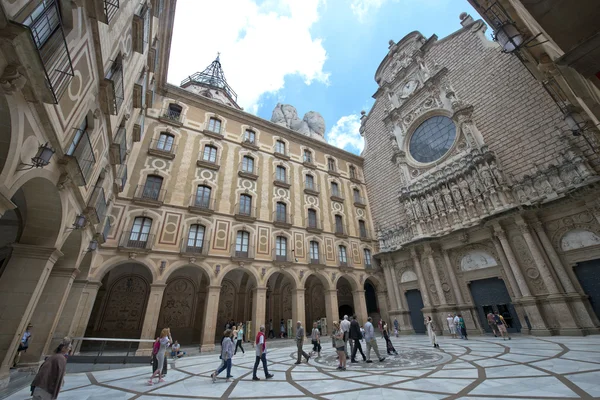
[268,329,275,339]
[253,353,270,378]
[312,340,321,353]
[351,339,366,361]
[234,340,244,354]
[151,354,167,375]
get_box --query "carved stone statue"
[458,177,472,200]
[271,103,326,142]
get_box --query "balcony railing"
[85,186,107,225]
[331,191,345,202]
[202,121,223,138]
[238,163,259,180]
[62,129,95,186]
[196,153,220,170]
[350,173,362,184]
[109,127,126,165]
[159,108,183,126]
[338,257,352,269]
[328,167,340,177]
[105,59,124,115]
[188,196,215,214]
[273,249,293,263]
[148,139,176,159]
[309,254,325,266]
[305,217,323,233]
[231,244,255,260]
[104,0,119,24]
[241,137,259,150]
[274,173,290,188]
[304,181,320,195]
[234,203,256,221]
[133,185,166,205]
[119,231,154,251]
[353,196,367,207]
[116,164,127,193]
[359,227,370,240]
[181,238,210,257]
[274,148,290,160]
[273,211,292,227]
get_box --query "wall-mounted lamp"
[18,142,55,171]
[483,1,545,54]
[87,240,98,252]
[73,215,87,230]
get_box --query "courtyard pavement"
[5,335,600,399]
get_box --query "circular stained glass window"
[409,116,456,163]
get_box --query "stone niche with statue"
[371,33,598,253]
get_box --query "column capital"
[293,288,305,294]
[516,222,531,235]
[493,229,507,241]
[85,280,103,290]
[207,285,222,290]
[10,243,63,262]
[252,286,268,293]
[150,283,167,290]
[409,247,419,260]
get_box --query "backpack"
[152,340,160,355]
[493,314,502,324]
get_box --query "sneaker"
[351,360,358,363]
[252,376,260,381]
[337,366,343,370]
[379,358,385,362]
[366,360,373,363]
[266,374,274,379]
[342,367,346,371]
[294,362,301,365]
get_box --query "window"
[195,185,211,208]
[208,117,221,133]
[236,231,250,256]
[276,202,287,222]
[275,140,286,154]
[276,236,287,260]
[328,158,336,171]
[67,118,88,156]
[303,150,312,163]
[165,103,182,121]
[157,133,174,152]
[308,208,318,229]
[242,156,254,173]
[338,245,348,264]
[309,241,320,263]
[276,166,286,182]
[240,194,252,215]
[409,116,456,163]
[187,224,205,250]
[203,145,217,163]
[305,174,315,190]
[142,175,163,200]
[331,182,340,197]
[244,129,256,144]
[335,215,344,234]
[359,220,367,238]
[349,166,357,179]
[364,249,372,267]
[66,117,95,185]
[353,188,361,203]
[106,56,124,114]
[129,217,152,247]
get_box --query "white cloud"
[168,0,329,113]
[350,0,390,21]
[327,114,364,153]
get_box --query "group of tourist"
[332,315,387,370]
[445,313,469,340]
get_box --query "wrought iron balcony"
[273,173,290,189]
[305,217,323,233]
[234,203,256,222]
[60,129,95,186]
[109,127,126,165]
[241,137,259,150]
[273,249,293,264]
[84,186,107,225]
[104,0,119,24]
[133,184,166,206]
[202,121,223,139]
[119,231,154,251]
[231,245,255,261]
[330,191,345,203]
[304,181,320,195]
[274,147,290,160]
[148,139,176,159]
[188,196,215,215]
[273,211,293,228]
[196,153,220,170]
[115,164,127,193]
[181,238,210,257]
[104,57,124,115]
[238,163,259,180]
[328,166,340,177]
[338,257,353,269]
[132,4,150,54]
[14,0,74,104]
[359,226,370,241]
[335,224,348,238]
[159,107,183,126]
[353,195,367,208]
[98,217,111,244]
[309,254,326,267]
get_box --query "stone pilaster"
[136,283,166,355]
[252,286,267,341]
[516,220,560,294]
[291,288,306,328]
[200,286,221,352]
[423,244,447,306]
[353,289,368,324]
[382,264,400,311]
[491,234,522,298]
[324,289,339,333]
[441,248,464,304]
[376,290,390,326]
[68,281,102,354]
[410,248,431,307]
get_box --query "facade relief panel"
[294,232,305,259]
[159,211,182,245]
[325,237,335,261]
[257,226,270,255]
[212,219,231,250]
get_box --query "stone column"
[252,286,267,341]
[491,235,522,298]
[21,267,79,366]
[382,264,400,311]
[441,249,464,304]
[0,244,62,388]
[376,290,390,325]
[52,279,87,349]
[68,281,102,354]
[353,289,368,324]
[423,244,447,306]
[516,221,560,294]
[200,285,221,352]
[530,220,576,293]
[492,228,532,297]
[292,288,306,328]
[324,289,339,334]
[410,248,431,307]
[136,283,166,355]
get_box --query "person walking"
[332,321,346,370]
[349,315,367,363]
[447,313,457,339]
[378,318,383,338]
[30,338,71,400]
[149,328,171,385]
[393,318,399,337]
[382,322,398,355]
[494,311,511,340]
[268,319,275,339]
[487,312,500,337]
[252,325,274,381]
[458,314,468,340]
[13,324,33,367]
[211,329,234,383]
[453,314,463,339]
[340,315,351,358]
[310,322,321,357]
[280,319,286,338]
[426,317,439,348]
[364,317,385,363]
[234,323,245,354]
[295,321,310,364]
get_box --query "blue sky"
[168,0,482,155]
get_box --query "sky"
[167,0,483,155]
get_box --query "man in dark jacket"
[349,315,366,362]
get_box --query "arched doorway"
[405,289,425,334]
[304,274,326,332]
[364,279,379,325]
[216,268,258,342]
[266,271,296,339]
[337,277,354,319]
[156,266,210,345]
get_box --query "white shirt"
[340,319,350,333]
[453,315,460,325]
[255,334,267,356]
[364,322,375,341]
[447,317,455,327]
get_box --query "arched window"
[275,140,286,154]
[327,158,336,172]
[331,182,340,197]
[208,117,222,133]
[244,129,256,144]
[276,165,287,182]
[236,230,250,257]
[187,224,205,251]
[353,188,361,202]
[335,215,344,234]
[239,194,252,216]
[303,149,312,163]
[195,185,212,208]
[129,217,152,248]
[308,208,318,229]
[242,156,254,173]
[157,132,174,152]
[364,249,372,268]
[305,174,315,190]
[359,220,368,238]
[276,202,287,222]
[309,241,320,263]
[349,165,357,179]
[203,145,217,163]
[275,236,287,261]
[338,245,348,265]
[142,175,163,200]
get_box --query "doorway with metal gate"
[469,278,521,333]
[405,289,425,334]
[574,259,600,319]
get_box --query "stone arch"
[336,275,355,319]
[181,215,214,246]
[159,260,213,284]
[304,273,326,328]
[214,264,260,287]
[136,168,170,190]
[364,278,379,321]
[0,93,12,178]
[334,273,360,291]
[240,124,261,142]
[89,257,158,283]
[400,269,418,283]
[263,266,299,288]
[301,269,332,289]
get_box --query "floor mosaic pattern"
[6,335,600,399]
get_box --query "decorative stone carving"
[100,275,148,333]
[560,229,600,251]
[0,65,27,94]
[510,235,547,295]
[460,250,498,271]
[158,278,196,328]
[270,103,325,142]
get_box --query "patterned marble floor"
[6,335,600,399]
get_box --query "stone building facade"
[361,15,600,336]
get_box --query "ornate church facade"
[361,14,600,336]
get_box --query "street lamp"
[494,22,523,53]
[18,142,55,170]
[73,215,87,230]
